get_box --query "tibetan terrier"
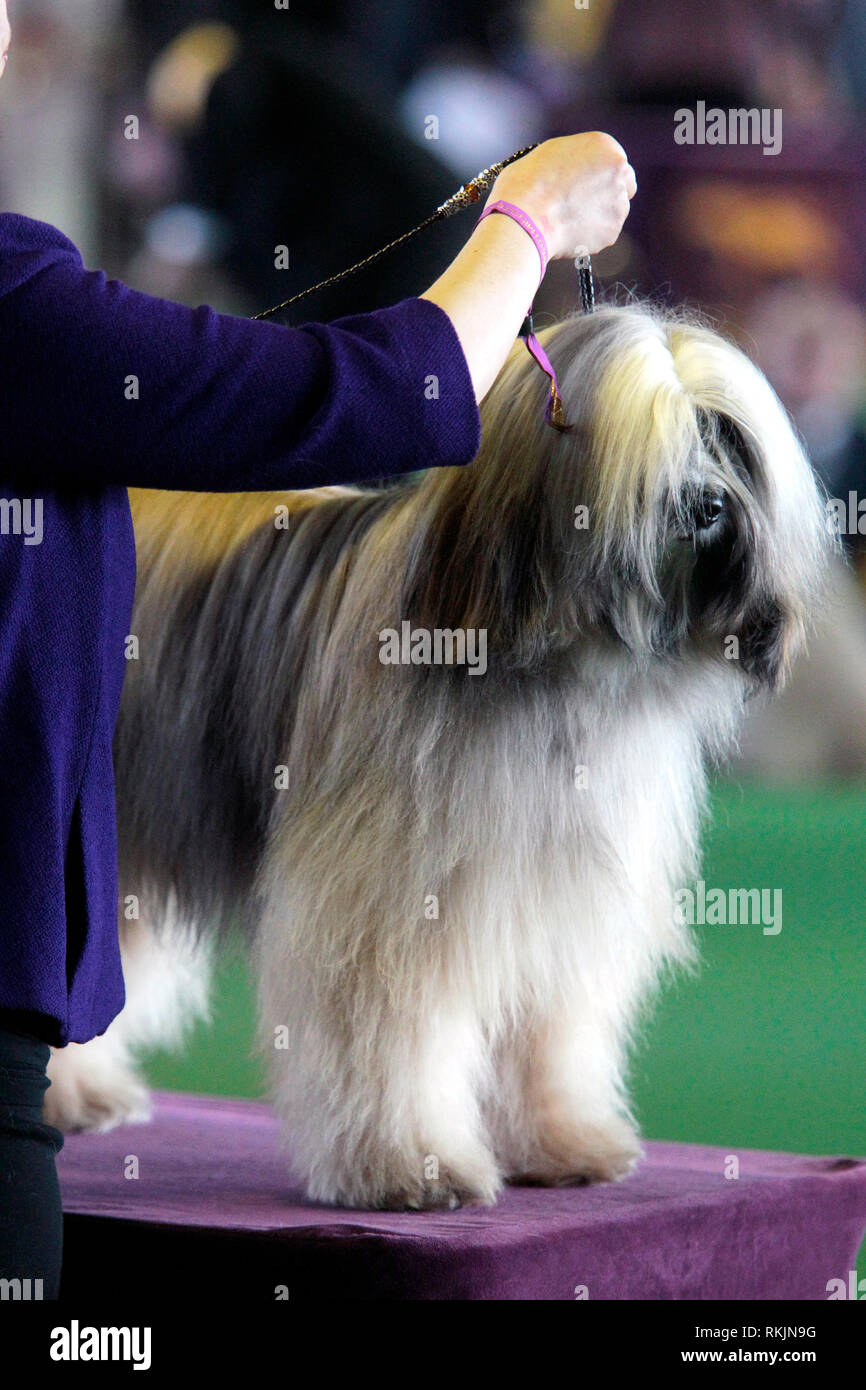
[45,304,831,1209]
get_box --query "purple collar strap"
[521,311,569,430]
[477,198,579,433]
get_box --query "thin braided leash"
[252,143,595,429]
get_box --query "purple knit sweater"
[0,213,481,1045]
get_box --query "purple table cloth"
[56,1092,866,1301]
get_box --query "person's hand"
[488,132,637,260]
[0,2,11,78]
[423,131,637,402]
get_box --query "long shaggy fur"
[45,304,831,1209]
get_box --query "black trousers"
[0,1026,63,1299]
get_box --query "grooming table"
[56,1092,866,1301]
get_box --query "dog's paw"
[307,1145,502,1211]
[44,1048,152,1134]
[512,1114,643,1187]
[378,1163,501,1212]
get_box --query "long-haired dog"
[45,305,830,1209]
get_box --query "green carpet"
[142,779,866,1282]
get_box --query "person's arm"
[0,135,634,493]
[0,214,481,492]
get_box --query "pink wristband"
[476,198,569,431]
[477,199,549,285]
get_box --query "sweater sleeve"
[0,214,481,491]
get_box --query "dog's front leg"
[497,996,643,1186]
[259,948,502,1210]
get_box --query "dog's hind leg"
[44,904,212,1134]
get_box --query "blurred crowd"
[1,0,865,780]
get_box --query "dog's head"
[406,304,833,688]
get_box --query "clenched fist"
[488,132,637,260]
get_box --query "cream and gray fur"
[45,305,831,1209]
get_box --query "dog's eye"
[692,491,726,530]
[675,490,726,538]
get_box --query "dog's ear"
[399,472,479,635]
[399,465,562,672]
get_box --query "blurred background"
[2,0,863,1258]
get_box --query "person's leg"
[0,1025,64,1299]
